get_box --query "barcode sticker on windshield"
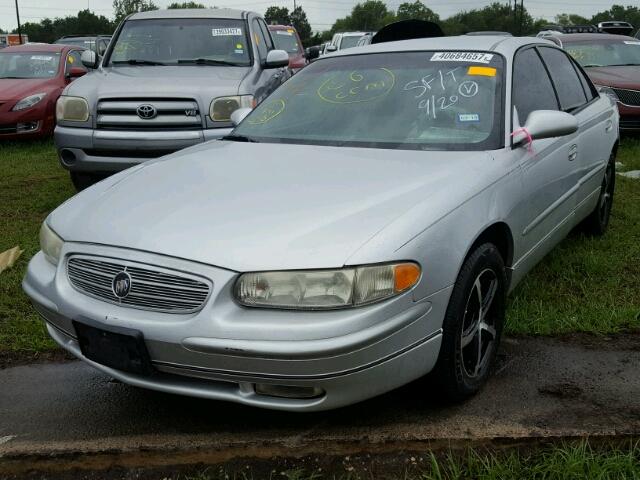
[624,41,640,45]
[431,52,494,64]
[30,55,53,61]
[276,30,293,36]
[212,28,242,36]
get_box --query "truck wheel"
[70,172,103,191]
[581,153,615,236]
[432,243,506,402]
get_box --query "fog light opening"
[60,149,77,166]
[16,121,39,133]
[254,383,325,399]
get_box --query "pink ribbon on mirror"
[511,127,534,153]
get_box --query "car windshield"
[107,18,251,67]
[565,40,640,67]
[233,51,504,151]
[0,52,60,78]
[340,35,362,49]
[271,29,301,53]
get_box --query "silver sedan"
[24,36,618,411]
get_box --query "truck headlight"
[56,96,89,122]
[39,222,64,265]
[235,263,421,310]
[209,95,254,122]
[12,92,47,111]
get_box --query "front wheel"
[432,243,507,402]
[581,154,615,236]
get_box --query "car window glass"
[257,19,274,51]
[65,50,86,74]
[98,39,108,56]
[512,47,559,123]
[571,60,597,102]
[252,18,268,60]
[538,47,587,111]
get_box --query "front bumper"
[617,103,640,132]
[0,106,54,140]
[54,126,233,173]
[23,244,450,411]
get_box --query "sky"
[0,0,628,33]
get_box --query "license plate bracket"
[73,318,154,376]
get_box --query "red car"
[267,25,307,71]
[0,44,87,140]
[552,33,640,132]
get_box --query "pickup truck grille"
[96,98,202,130]
[67,256,211,314]
[612,88,640,107]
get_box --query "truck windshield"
[233,51,504,151]
[271,30,301,53]
[107,18,251,67]
[0,52,60,79]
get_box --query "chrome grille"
[67,256,211,313]
[612,88,640,107]
[96,98,202,130]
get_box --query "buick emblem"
[112,271,132,298]
[136,104,157,119]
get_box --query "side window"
[65,50,87,74]
[257,19,274,51]
[252,18,268,60]
[512,47,559,124]
[538,47,588,111]
[572,60,598,102]
[98,39,108,56]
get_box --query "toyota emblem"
[112,271,132,298]
[136,104,157,119]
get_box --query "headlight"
[39,222,64,265]
[235,262,421,310]
[209,95,254,122]
[12,92,47,111]
[56,96,89,122]
[594,84,619,103]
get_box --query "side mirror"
[514,110,578,145]
[305,46,320,61]
[231,107,252,126]
[81,50,98,69]
[265,49,289,69]
[325,44,337,53]
[67,66,87,78]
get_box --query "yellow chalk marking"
[467,66,496,77]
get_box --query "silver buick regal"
[24,36,618,411]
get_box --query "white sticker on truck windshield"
[212,28,242,36]
[624,40,640,45]
[431,52,494,64]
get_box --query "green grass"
[182,441,640,480]
[0,139,638,354]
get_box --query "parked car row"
[23,28,620,411]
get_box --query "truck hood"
[0,78,59,101]
[584,65,640,89]
[50,142,496,272]
[66,65,251,99]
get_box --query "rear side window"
[573,61,597,102]
[512,47,559,123]
[252,18,268,60]
[538,47,588,111]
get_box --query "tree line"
[7,1,640,48]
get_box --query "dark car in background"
[0,44,87,139]
[54,35,112,56]
[267,25,306,71]
[551,33,640,132]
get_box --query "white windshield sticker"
[30,55,53,61]
[431,52,494,64]
[276,30,293,36]
[212,28,242,36]
[624,40,640,45]
[458,113,480,123]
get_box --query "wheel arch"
[464,221,514,283]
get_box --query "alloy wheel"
[599,162,614,225]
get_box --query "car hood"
[50,142,496,272]
[66,65,251,99]
[584,66,640,89]
[0,78,59,100]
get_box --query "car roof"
[553,33,638,42]
[2,44,74,53]
[130,8,247,20]
[329,35,554,58]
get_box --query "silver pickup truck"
[54,8,290,190]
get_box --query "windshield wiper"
[177,58,243,66]
[112,59,166,66]
[221,134,259,143]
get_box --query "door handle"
[605,120,613,133]
[568,144,578,162]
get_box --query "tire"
[432,243,507,403]
[70,172,104,191]
[581,153,616,236]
